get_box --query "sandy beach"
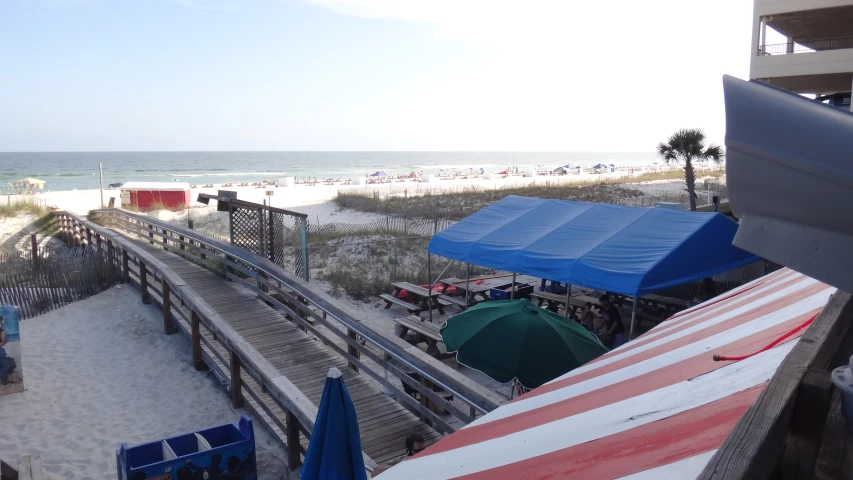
[5,165,724,216]
[0,287,289,480]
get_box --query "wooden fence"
[0,245,122,319]
[309,216,456,239]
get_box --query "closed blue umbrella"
[300,366,367,480]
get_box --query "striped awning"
[379,268,834,479]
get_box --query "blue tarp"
[428,196,759,296]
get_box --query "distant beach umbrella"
[440,299,608,389]
[370,171,387,177]
[496,170,509,175]
[301,366,367,480]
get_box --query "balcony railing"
[759,36,853,55]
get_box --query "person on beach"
[598,295,625,349]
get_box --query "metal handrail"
[759,36,853,55]
[93,208,503,416]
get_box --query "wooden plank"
[813,389,845,480]
[699,292,853,480]
[778,368,833,480]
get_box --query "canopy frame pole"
[465,263,471,310]
[428,253,433,322]
[565,284,572,318]
[510,273,517,299]
[629,297,639,340]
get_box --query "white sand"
[0,287,289,480]
[12,164,724,216]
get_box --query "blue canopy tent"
[427,196,758,336]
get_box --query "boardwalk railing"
[57,209,503,470]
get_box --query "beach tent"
[378,268,834,479]
[13,177,45,192]
[427,196,758,334]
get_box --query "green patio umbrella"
[440,299,608,389]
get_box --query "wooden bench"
[380,293,422,314]
[391,282,446,314]
[438,294,467,309]
[394,315,444,356]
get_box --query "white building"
[750,0,853,110]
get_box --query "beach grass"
[0,198,50,219]
[336,170,725,220]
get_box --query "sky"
[0,0,754,152]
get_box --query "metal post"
[428,253,433,322]
[510,273,517,299]
[629,297,639,340]
[465,263,470,310]
[565,284,572,318]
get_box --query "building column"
[850,75,853,112]
[786,36,794,54]
[760,17,767,54]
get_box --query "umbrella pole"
[465,263,470,310]
[428,253,433,322]
[510,273,516,299]
[629,297,639,340]
[565,284,572,318]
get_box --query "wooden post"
[162,282,176,335]
[347,329,360,372]
[778,369,833,480]
[162,228,168,248]
[179,234,185,251]
[86,227,92,245]
[139,262,151,304]
[121,250,129,283]
[30,234,38,270]
[230,351,243,408]
[286,410,302,470]
[191,310,206,370]
[419,375,433,426]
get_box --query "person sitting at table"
[577,303,597,333]
[598,294,625,349]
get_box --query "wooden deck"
[130,239,441,464]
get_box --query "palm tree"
[657,129,724,211]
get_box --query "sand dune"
[0,286,288,479]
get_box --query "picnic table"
[438,277,491,305]
[394,315,446,356]
[638,294,691,313]
[529,291,570,312]
[382,282,453,315]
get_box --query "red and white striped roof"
[379,268,834,479]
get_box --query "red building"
[120,182,191,210]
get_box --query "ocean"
[0,151,659,191]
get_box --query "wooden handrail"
[53,211,363,472]
[92,208,504,416]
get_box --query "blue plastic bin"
[117,415,257,480]
[490,282,533,300]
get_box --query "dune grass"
[336,170,725,220]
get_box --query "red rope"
[712,312,818,362]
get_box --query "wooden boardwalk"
[130,239,441,464]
